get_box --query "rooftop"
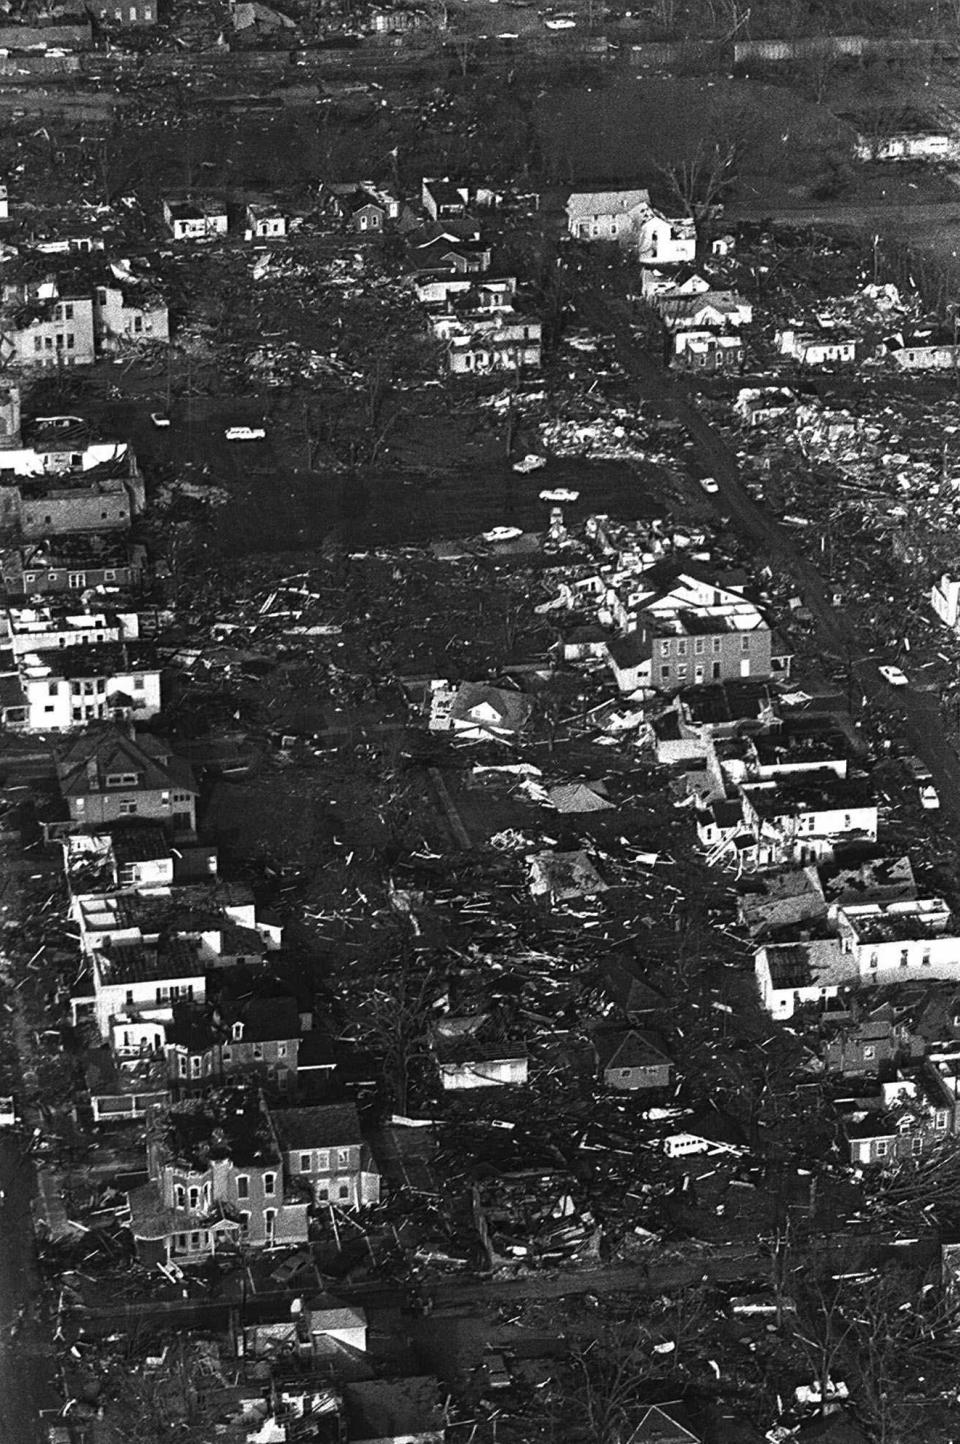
[272,1102,363,1153]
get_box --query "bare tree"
[657,131,744,228]
[359,954,438,1115]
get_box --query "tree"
[359,950,438,1114]
[657,131,744,228]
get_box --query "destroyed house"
[636,211,696,265]
[775,328,858,366]
[754,939,854,1018]
[446,321,541,375]
[839,1068,958,1166]
[0,291,96,369]
[6,535,146,594]
[164,995,302,1094]
[673,331,744,371]
[739,773,878,864]
[5,602,137,657]
[126,1092,309,1263]
[63,821,191,894]
[885,335,960,370]
[737,866,827,938]
[819,1010,901,1075]
[54,726,198,835]
[13,641,161,731]
[653,291,753,331]
[408,237,491,275]
[77,934,207,1043]
[320,184,391,233]
[85,0,157,22]
[421,177,500,222]
[823,854,917,918]
[84,1046,168,1124]
[604,566,783,693]
[71,879,263,961]
[244,203,287,240]
[434,1024,529,1090]
[93,280,169,350]
[594,1028,672,1091]
[433,680,532,738]
[836,898,960,981]
[162,198,228,242]
[272,1102,381,1208]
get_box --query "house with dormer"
[53,726,198,835]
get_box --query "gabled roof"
[598,1028,672,1073]
[56,726,197,799]
[625,1403,701,1444]
[566,189,651,217]
[272,1102,363,1153]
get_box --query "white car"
[150,412,171,428]
[878,664,908,687]
[513,454,547,474]
[225,426,266,442]
[699,476,719,495]
[483,526,523,542]
[920,784,940,811]
[540,488,579,503]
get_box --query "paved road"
[577,290,960,821]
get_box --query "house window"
[119,800,137,815]
[175,1184,185,1208]
[875,1140,889,1158]
[188,1186,200,1211]
[869,952,878,970]
[253,1044,263,1060]
[178,1054,187,1078]
[863,1045,876,1060]
[659,640,670,657]
[712,637,722,653]
[741,635,750,652]
[677,639,687,657]
[264,1173,276,1198]
[911,1135,923,1155]
[339,1184,350,1200]
[232,1022,243,1041]
[222,1048,231,1062]
[337,1148,351,1169]
[937,1110,950,1129]
[239,1210,250,1236]
[106,773,138,787]
[677,664,688,680]
[922,951,931,967]
[300,1153,311,1173]
[190,1055,201,1078]
[278,1044,287,1058]
[236,1175,249,1200]
[318,1186,329,1201]
[264,1209,276,1244]
[317,1150,329,1172]
[900,949,909,968]
[694,637,705,654]
[661,666,670,682]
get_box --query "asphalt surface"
[577,289,960,822]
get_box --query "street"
[577,290,960,824]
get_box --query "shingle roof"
[56,725,197,800]
[272,1103,363,1152]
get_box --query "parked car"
[699,476,720,495]
[225,426,266,441]
[920,784,940,810]
[878,664,908,688]
[150,412,171,428]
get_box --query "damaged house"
[125,1091,310,1263]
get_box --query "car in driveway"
[699,476,719,495]
[920,783,940,811]
[878,664,908,688]
[225,426,266,442]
